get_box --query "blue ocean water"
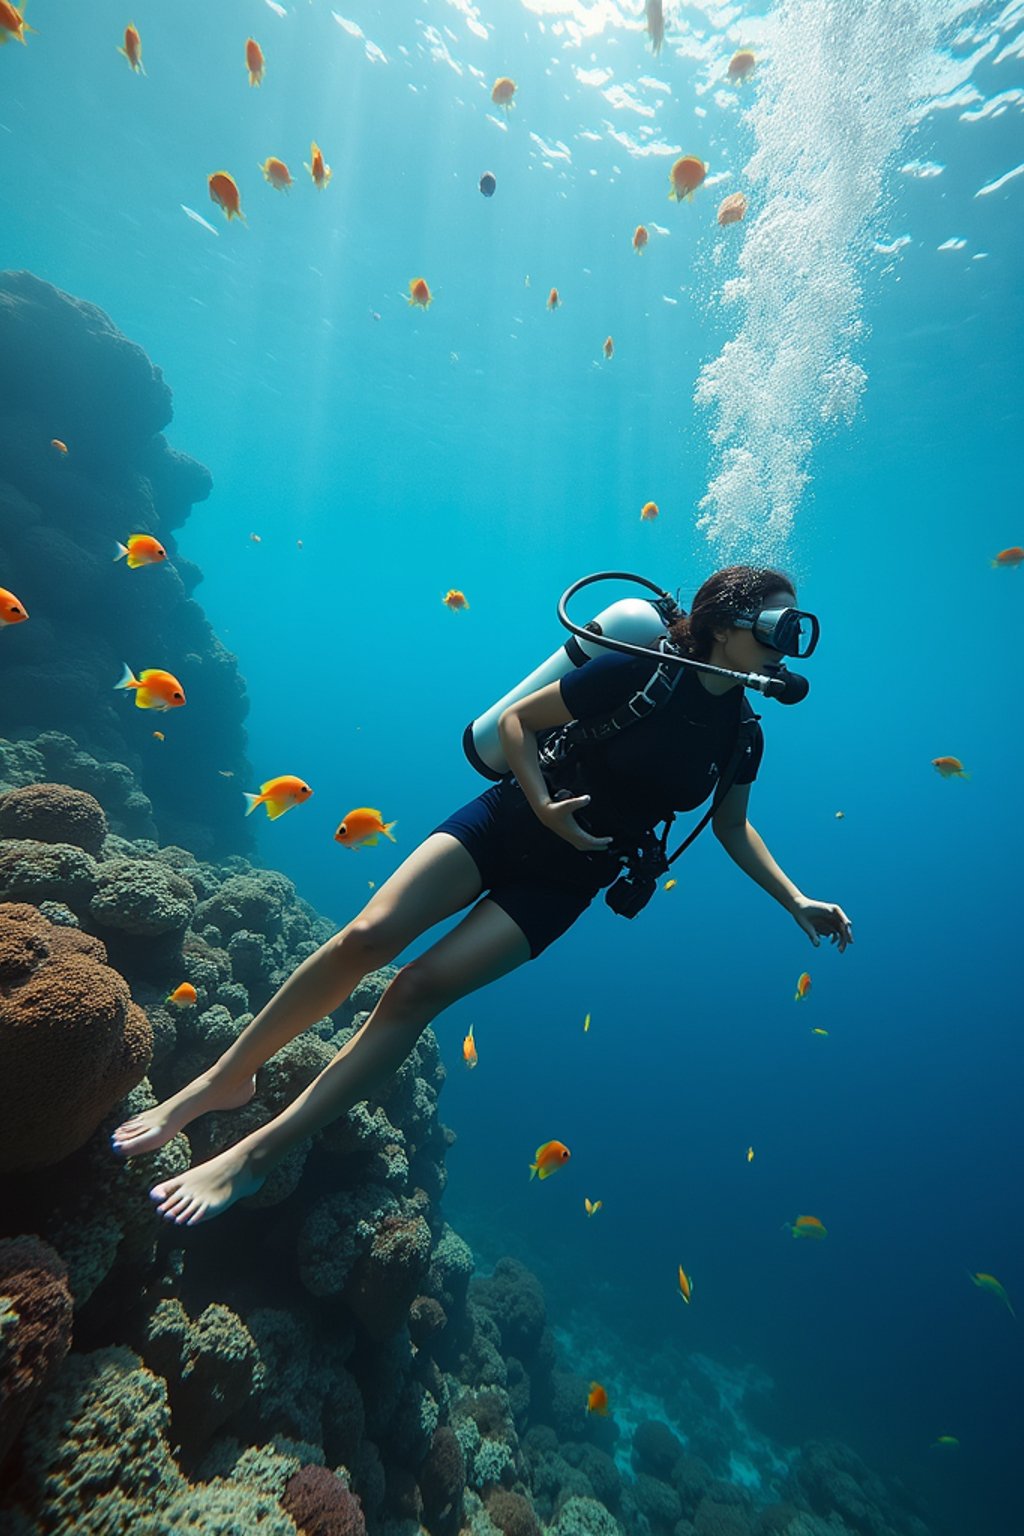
[3,1,1022,1531]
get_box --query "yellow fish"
[462,1023,478,1070]
[677,1264,693,1303]
[746,1146,754,1163]
[584,1197,602,1217]
[152,731,165,742]
[664,878,677,892]
[969,1272,1016,1319]
[811,1027,829,1037]
[930,1436,959,1450]
[583,1012,591,1033]
[784,1215,827,1240]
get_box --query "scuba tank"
[463,581,677,780]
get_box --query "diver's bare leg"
[149,899,532,1224]
[111,834,482,1157]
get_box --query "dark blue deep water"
[3,2,1022,1532]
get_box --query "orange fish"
[794,972,811,1001]
[244,775,313,820]
[50,438,68,456]
[260,157,292,191]
[166,982,197,1007]
[717,192,747,226]
[335,807,398,849]
[640,501,659,521]
[677,1264,693,1303]
[209,171,245,223]
[603,336,614,360]
[0,2,34,46]
[669,155,707,202]
[305,141,332,189]
[932,756,970,780]
[529,1140,570,1180]
[115,664,186,711]
[645,0,664,56]
[443,589,469,612]
[547,287,560,311]
[118,22,144,74]
[728,49,756,83]
[584,1197,602,1217]
[152,730,165,742]
[491,76,517,109]
[632,224,649,254]
[114,534,167,569]
[786,1215,827,1240]
[586,1382,609,1416]
[0,587,29,627]
[409,277,432,309]
[992,546,1024,569]
[463,1023,478,1069]
[246,37,264,87]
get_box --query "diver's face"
[719,587,797,671]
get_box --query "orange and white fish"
[463,1023,478,1069]
[640,501,659,521]
[677,1264,693,1303]
[794,971,811,1001]
[529,1140,570,1181]
[603,336,614,360]
[51,438,68,456]
[246,37,265,87]
[632,223,649,254]
[166,982,197,1007]
[335,807,398,849]
[991,546,1024,569]
[547,287,560,311]
[443,589,469,612]
[727,49,756,83]
[785,1215,827,1240]
[645,1,664,56]
[118,22,144,74]
[932,756,970,780]
[717,192,747,227]
[114,534,167,569]
[209,171,245,223]
[491,76,516,109]
[260,157,292,191]
[305,141,331,189]
[409,277,432,309]
[669,156,707,202]
[115,664,185,711]
[0,2,34,47]
[0,587,29,627]
[586,1381,609,1415]
[244,775,313,820]
[584,1197,602,1217]
[969,1272,1016,1319]
[152,730,165,742]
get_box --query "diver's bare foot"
[149,1145,266,1226]
[110,1072,257,1158]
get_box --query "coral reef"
[0,270,253,856]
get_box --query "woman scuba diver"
[112,564,853,1226]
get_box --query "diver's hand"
[536,793,615,853]
[791,896,854,953]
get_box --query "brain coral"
[0,1235,75,1473]
[88,857,196,937]
[0,783,108,855]
[0,902,152,1171]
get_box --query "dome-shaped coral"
[0,1234,75,1472]
[89,858,196,937]
[0,783,108,856]
[0,902,152,1171]
[282,1464,367,1536]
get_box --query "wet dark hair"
[667,564,795,661]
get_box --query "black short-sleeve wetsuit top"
[557,647,764,843]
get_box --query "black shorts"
[429,778,621,959]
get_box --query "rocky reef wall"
[0,270,253,858]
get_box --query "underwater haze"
[2,2,1023,1534]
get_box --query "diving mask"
[732,606,820,659]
